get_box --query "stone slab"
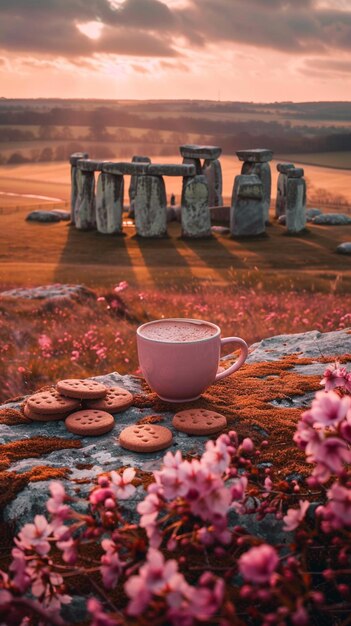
[277,163,295,174]
[102,162,150,176]
[0,284,95,301]
[180,144,222,160]
[313,213,351,225]
[26,211,61,223]
[147,163,196,177]
[337,242,351,254]
[51,210,71,221]
[76,159,106,172]
[236,149,273,163]
[181,175,211,238]
[287,168,304,179]
[69,152,89,166]
[306,208,322,221]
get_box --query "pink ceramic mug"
[137,318,248,402]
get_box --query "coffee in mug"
[137,318,248,402]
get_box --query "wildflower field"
[1,281,350,403]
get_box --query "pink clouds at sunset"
[0,0,350,100]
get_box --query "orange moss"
[134,355,340,478]
[0,408,31,425]
[0,436,81,471]
[136,414,165,425]
[0,466,70,509]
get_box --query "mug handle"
[215,337,248,382]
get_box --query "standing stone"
[286,168,307,234]
[236,149,273,224]
[69,152,88,224]
[134,175,167,238]
[129,156,151,216]
[75,160,104,230]
[95,170,124,235]
[275,163,295,219]
[230,175,265,238]
[181,175,211,238]
[203,159,223,207]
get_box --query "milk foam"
[140,320,217,343]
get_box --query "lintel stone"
[77,159,106,172]
[180,144,222,160]
[277,163,295,174]
[70,152,88,166]
[102,162,150,176]
[147,163,196,177]
[287,168,304,178]
[236,149,273,163]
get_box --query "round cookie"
[64,410,114,436]
[84,386,133,413]
[27,389,81,415]
[57,379,107,400]
[172,409,227,436]
[23,402,70,422]
[119,424,172,453]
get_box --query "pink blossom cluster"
[125,548,224,624]
[320,361,351,393]
[294,390,351,482]
[0,377,350,625]
[138,433,250,549]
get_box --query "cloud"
[302,58,351,75]
[0,0,350,66]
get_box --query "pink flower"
[101,539,123,589]
[89,486,114,507]
[327,483,351,527]
[240,438,255,453]
[202,436,232,474]
[54,526,77,564]
[17,515,52,556]
[283,500,310,531]
[9,548,31,593]
[320,362,351,392]
[311,437,351,482]
[46,482,71,525]
[239,544,279,585]
[138,492,162,547]
[231,476,248,503]
[114,281,129,293]
[87,598,116,626]
[340,410,351,443]
[125,548,180,616]
[0,589,12,607]
[309,391,350,428]
[110,468,136,500]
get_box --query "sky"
[0,0,351,102]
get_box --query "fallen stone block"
[337,242,351,254]
[306,208,322,221]
[313,213,351,225]
[26,211,61,223]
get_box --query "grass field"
[1,156,351,209]
[278,152,351,170]
[0,153,351,402]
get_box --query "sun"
[76,21,104,41]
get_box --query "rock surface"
[180,144,222,160]
[313,213,351,225]
[26,211,61,223]
[2,327,350,531]
[236,149,273,163]
[337,242,351,254]
[0,284,96,302]
[306,208,322,221]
